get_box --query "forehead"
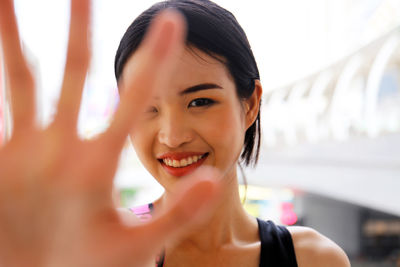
[120,46,236,96]
[171,47,233,88]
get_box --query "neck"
[158,167,258,251]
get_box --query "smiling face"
[126,47,252,193]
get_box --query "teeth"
[180,159,187,166]
[162,154,206,168]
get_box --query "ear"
[244,80,262,130]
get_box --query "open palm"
[0,1,219,266]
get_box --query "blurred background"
[1,0,399,266]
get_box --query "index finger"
[103,10,186,153]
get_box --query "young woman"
[116,1,350,266]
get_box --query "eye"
[188,98,215,108]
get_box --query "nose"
[158,111,193,148]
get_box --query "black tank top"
[130,204,298,266]
[257,218,298,266]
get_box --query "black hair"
[114,0,261,166]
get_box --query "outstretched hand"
[0,1,220,266]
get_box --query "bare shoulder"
[287,226,350,267]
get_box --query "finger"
[54,0,90,131]
[104,10,186,152]
[0,0,35,133]
[124,167,221,254]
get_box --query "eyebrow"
[179,83,222,96]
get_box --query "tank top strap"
[257,218,298,267]
[129,203,154,222]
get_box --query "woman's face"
[127,47,251,193]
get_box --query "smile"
[162,154,206,168]
[158,152,209,177]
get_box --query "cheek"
[200,106,246,161]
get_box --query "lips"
[158,152,209,177]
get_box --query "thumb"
[125,167,221,255]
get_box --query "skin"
[122,45,351,266]
[0,1,222,267]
